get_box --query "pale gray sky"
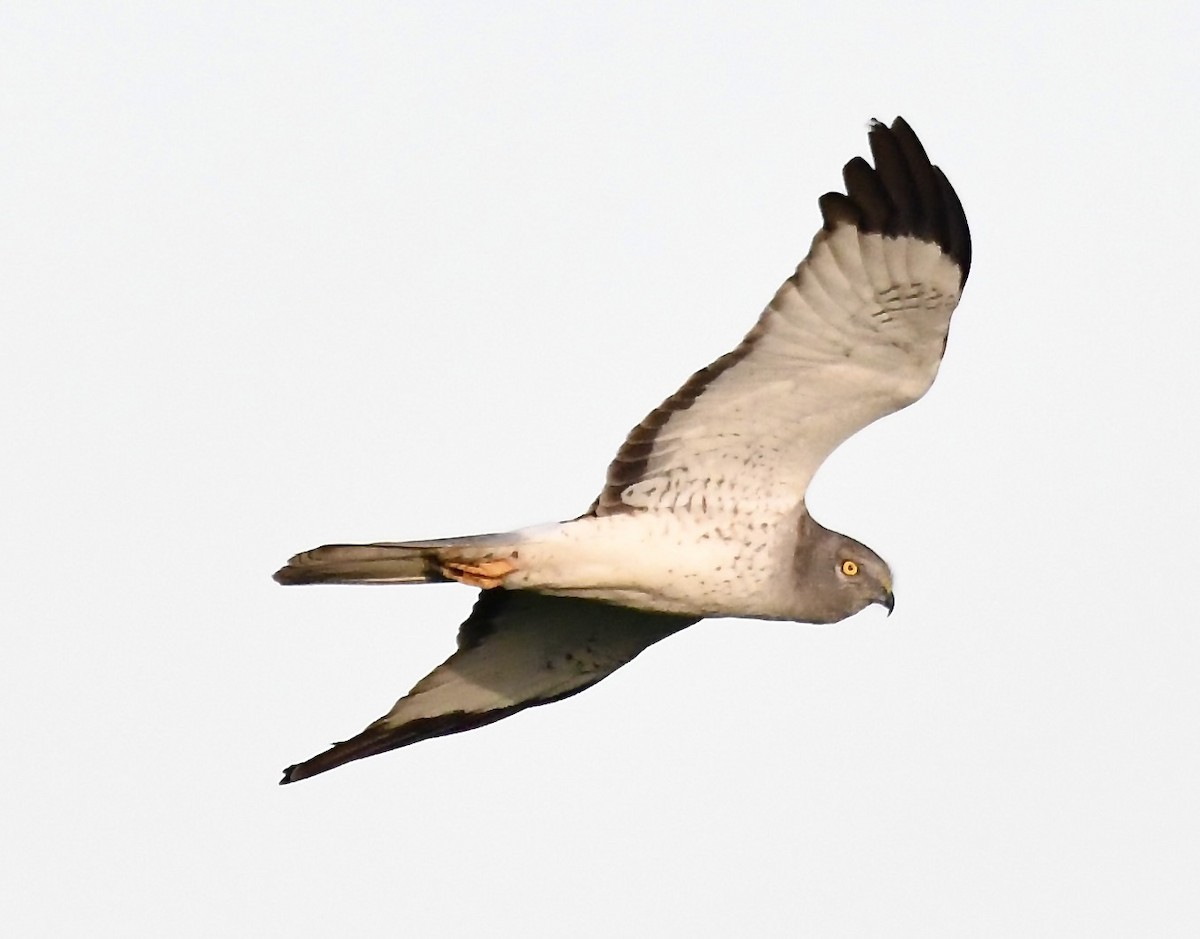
[3,2,1197,936]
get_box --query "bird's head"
[794,518,895,623]
[830,538,895,618]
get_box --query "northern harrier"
[274,116,971,784]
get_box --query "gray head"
[791,514,895,624]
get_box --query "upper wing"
[281,589,695,783]
[592,117,970,518]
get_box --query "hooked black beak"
[880,589,895,617]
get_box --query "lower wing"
[281,589,695,783]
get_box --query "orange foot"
[440,557,517,589]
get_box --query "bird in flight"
[274,116,971,784]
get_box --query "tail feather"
[272,535,520,587]
[273,544,445,585]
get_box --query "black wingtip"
[822,116,971,289]
[280,749,342,785]
[276,693,592,786]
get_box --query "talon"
[440,557,517,589]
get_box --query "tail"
[272,535,521,588]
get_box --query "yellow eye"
[840,559,859,577]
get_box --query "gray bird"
[274,116,970,784]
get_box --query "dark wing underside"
[281,590,695,783]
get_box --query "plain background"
[3,2,1197,936]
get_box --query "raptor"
[274,116,971,784]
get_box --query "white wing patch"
[611,231,961,519]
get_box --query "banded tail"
[273,535,522,589]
